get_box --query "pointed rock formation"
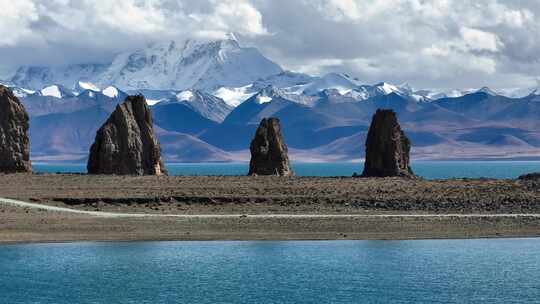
[248,118,293,176]
[0,85,32,173]
[87,95,167,175]
[361,109,415,178]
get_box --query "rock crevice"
[0,85,32,173]
[361,109,414,178]
[87,95,166,175]
[248,118,293,176]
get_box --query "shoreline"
[2,201,540,243]
[3,235,540,246]
[1,174,539,243]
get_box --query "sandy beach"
[1,174,539,243]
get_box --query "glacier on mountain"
[9,38,283,92]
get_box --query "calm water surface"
[33,161,540,179]
[1,239,539,303]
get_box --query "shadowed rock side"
[87,95,167,175]
[0,85,32,173]
[361,109,415,178]
[248,118,293,176]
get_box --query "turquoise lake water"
[33,161,540,179]
[1,239,539,303]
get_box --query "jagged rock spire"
[0,85,32,173]
[361,109,415,178]
[87,95,167,175]
[248,117,293,176]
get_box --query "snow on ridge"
[256,95,272,104]
[476,86,498,96]
[374,82,401,95]
[102,86,119,98]
[214,85,255,107]
[10,87,35,98]
[41,85,63,98]
[78,81,100,92]
[146,99,163,106]
[176,90,194,101]
[302,72,359,96]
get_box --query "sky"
[0,0,539,90]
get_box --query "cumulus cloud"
[0,0,267,67]
[0,0,39,46]
[460,27,502,52]
[190,0,267,37]
[0,0,539,89]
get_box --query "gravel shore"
[0,174,539,243]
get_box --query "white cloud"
[1,0,540,89]
[309,0,400,22]
[210,0,267,36]
[460,27,502,52]
[0,0,39,46]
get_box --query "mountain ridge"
[3,38,540,162]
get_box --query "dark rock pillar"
[0,85,32,173]
[248,118,293,176]
[87,95,167,175]
[361,109,415,178]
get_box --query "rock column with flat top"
[361,109,415,178]
[248,117,293,176]
[0,85,32,173]
[87,95,167,175]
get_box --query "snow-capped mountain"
[9,86,36,98]
[212,74,425,107]
[39,85,75,99]
[251,71,316,92]
[497,87,540,98]
[10,64,108,91]
[302,73,361,96]
[417,86,514,100]
[157,89,233,123]
[8,38,283,92]
[214,85,256,107]
[213,71,315,107]
[75,81,100,93]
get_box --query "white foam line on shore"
[1,197,540,219]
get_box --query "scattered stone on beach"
[87,95,167,175]
[519,172,540,191]
[361,109,415,178]
[519,173,540,180]
[0,85,32,173]
[248,117,293,176]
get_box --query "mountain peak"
[528,88,540,96]
[255,85,283,104]
[40,84,74,99]
[10,38,282,92]
[176,90,195,102]
[476,86,498,96]
[225,32,239,43]
[303,73,359,95]
[374,82,400,95]
[75,81,100,93]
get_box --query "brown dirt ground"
[1,174,539,243]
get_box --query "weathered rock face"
[361,109,414,178]
[87,95,167,175]
[248,118,293,176]
[0,86,32,173]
